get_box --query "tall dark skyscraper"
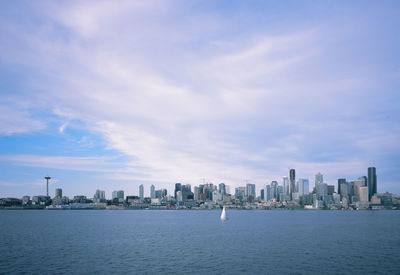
[368,167,377,200]
[290,169,295,200]
[338,178,346,195]
[174,183,182,199]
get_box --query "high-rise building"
[55,188,62,198]
[260,189,265,201]
[194,186,200,201]
[315,173,323,185]
[246,183,256,200]
[290,169,295,200]
[368,167,377,200]
[150,185,155,199]
[219,183,226,195]
[112,190,124,200]
[174,183,182,199]
[266,185,271,201]
[327,185,335,196]
[270,181,278,200]
[139,184,144,199]
[283,177,289,196]
[338,178,346,195]
[235,187,246,200]
[303,179,309,195]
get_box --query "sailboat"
[220,206,227,221]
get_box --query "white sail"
[220,206,227,221]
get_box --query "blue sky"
[0,1,399,198]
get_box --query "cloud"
[0,155,125,173]
[0,1,399,193]
[59,122,69,134]
[0,103,45,135]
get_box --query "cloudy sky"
[0,0,399,198]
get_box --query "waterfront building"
[339,183,349,201]
[112,190,124,202]
[359,186,369,203]
[338,178,346,196]
[260,189,265,201]
[235,187,246,200]
[150,185,155,199]
[174,183,182,199]
[22,196,30,205]
[283,176,289,197]
[93,190,106,203]
[327,185,335,196]
[212,190,222,202]
[316,183,328,200]
[368,167,377,200]
[315,173,323,185]
[194,186,200,201]
[246,183,256,201]
[303,179,309,195]
[219,183,226,195]
[270,181,278,200]
[290,169,295,200]
[139,184,144,199]
[277,185,284,202]
[55,188,62,198]
[297,179,309,196]
[266,185,271,201]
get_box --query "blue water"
[0,210,399,274]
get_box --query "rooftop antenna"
[44,176,51,197]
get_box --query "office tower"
[315,173,323,185]
[338,178,346,195]
[194,186,200,201]
[235,187,246,200]
[150,185,155,199]
[283,177,289,196]
[94,190,105,203]
[139,184,144,199]
[290,169,295,200]
[55,188,62,198]
[270,181,278,200]
[359,186,369,202]
[246,183,256,200]
[359,176,367,186]
[316,183,328,200]
[368,167,377,200]
[277,185,284,202]
[219,183,226,195]
[181,184,194,200]
[174,183,182,199]
[266,185,271,201]
[112,190,124,200]
[339,183,348,201]
[162,189,167,198]
[261,189,265,201]
[303,179,309,195]
[327,185,335,196]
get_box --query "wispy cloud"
[0,1,399,194]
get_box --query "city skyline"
[1,1,400,197]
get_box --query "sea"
[0,210,399,274]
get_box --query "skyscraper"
[368,167,377,200]
[150,185,155,199]
[246,183,256,200]
[283,176,289,196]
[139,184,144,199]
[174,183,182,199]
[338,178,346,195]
[55,188,62,198]
[219,183,226,195]
[290,169,295,200]
[315,172,323,185]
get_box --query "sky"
[0,0,399,198]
